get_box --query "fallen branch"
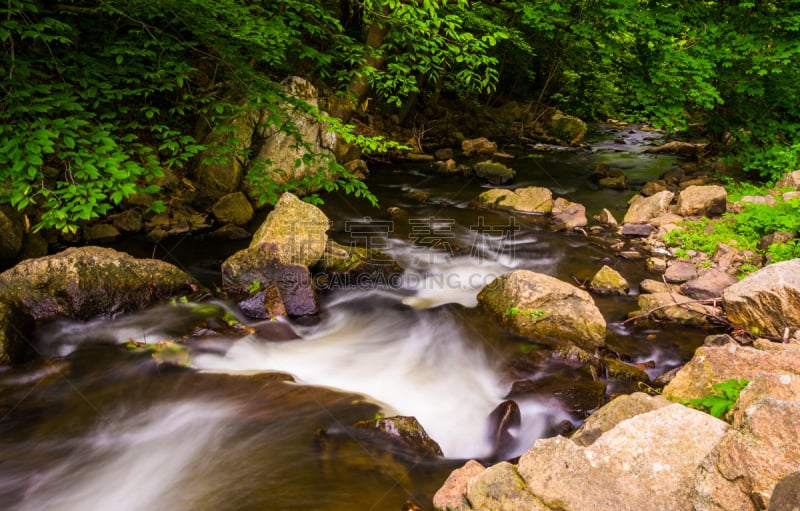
[622,296,724,325]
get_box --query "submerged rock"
[461,137,498,155]
[478,270,606,351]
[473,160,515,185]
[476,186,553,214]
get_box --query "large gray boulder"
[723,259,800,338]
[476,187,553,214]
[516,404,727,511]
[250,192,330,267]
[474,161,515,185]
[693,371,800,510]
[478,270,606,351]
[623,191,675,224]
[0,247,200,364]
[676,185,727,217]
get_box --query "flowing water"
[0,127,711,510]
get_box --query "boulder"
[598,175,627,190]
[663,343,800,402]
[0,205,25,267]
[593,208,618,227]
[713,242,763,276]
[722,259,800,338]
[620,223,654,237]
[343,158,369,180]
[476,187,553,214]
[434,148,454,160]
[487,400,521,460]
[645,257,668,274]
[0,247,200,363]
[250,77,338,193]
[623,191,675,224]
[693,372,800,510]
[739,195,777,207]
[664,260,698,283]
[782,191,800,201]
[83,223,121,244]
[211,192,254,226]
[570,392,672,447]
[250,192,330,267]
[775,169,800,190]
[632,292,719,327]
[676,185,727,217]
[433,460,486,511]
[473,161,515,185]
[0,246,199,321]
[464,462,548,511]
[757,231,796,252]
[110,209,143,233]
[589,265,629,295]
[680,269,738,300]
[221,242,317,316]
[640,180,668,196]
[516,404,727,511]
[352,415,443,458]
[550,198,587,230]
[547,112,587,145]
[461,137,498,155]
[477,270,606,351]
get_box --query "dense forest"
[2,0,800,233]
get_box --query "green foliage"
[683,378,749,419]
[664,197,800,265]
[249,280,262,294]
[2,0,501,231]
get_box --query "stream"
[0,127,711,510]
